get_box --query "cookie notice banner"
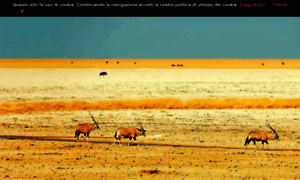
[1,2,295,16]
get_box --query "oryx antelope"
[75,112,99,142]
[99,72,107,76]
[113,119,146,146]
[244,123,279,150]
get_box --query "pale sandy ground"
[1,69,300,103]
[1,68,300,179]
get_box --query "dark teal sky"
[0,17,299,58]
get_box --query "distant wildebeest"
[113,119,146,146]
[75,112,99,142]
[99,72,107,76]
[244,123,279,150]
[117,62,119,64]
[171,64,175,67]
[282,62,284,65]
[262,63,264,66]
[134,62,136,64]
[71,61,73,64]
[106,61,108,64]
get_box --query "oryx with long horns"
[75,112,100,142]
[113,119,146,146]
[244,123,279,150]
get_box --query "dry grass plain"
[1,59,300,179]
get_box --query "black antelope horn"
[136,119,143,130]
[89,112,98,126]
[140,120,144,129]
[266,123,277,134]
[136,119,140,128]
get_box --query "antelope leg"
[253,140,257,150]
[134,137,139,146]
[128,138,131,146]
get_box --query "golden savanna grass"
[1,98,300,114]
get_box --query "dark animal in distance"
[262,63,264,66]
[106,61,108,64]
[171,64,175,67]
[113,119,146,146]
[75,112,99,142]
[282,62,284,65]
[244,123,279,150]
[99,72,107,76]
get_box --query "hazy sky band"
[0,17,299,58]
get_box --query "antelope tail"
[244,136,249,146]
[244,133,252,146]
